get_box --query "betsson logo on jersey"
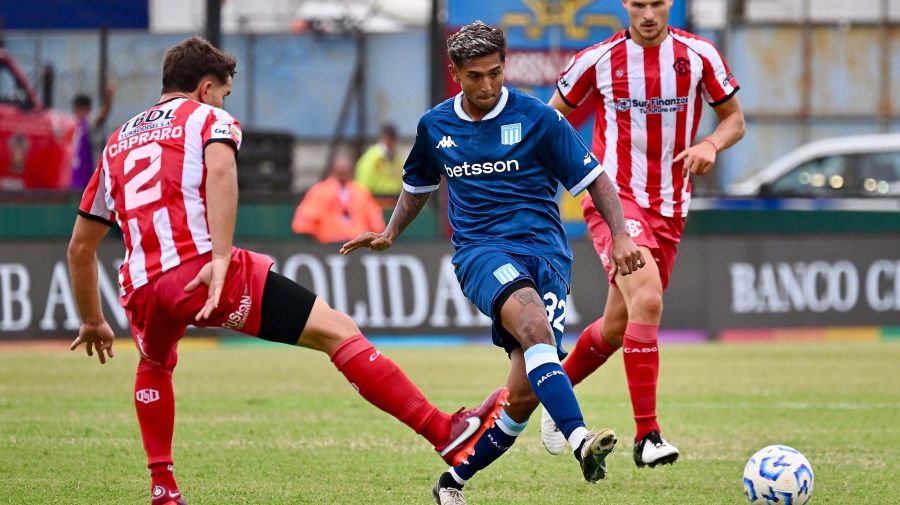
[443,159,520,178]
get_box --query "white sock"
[568,426,589,452]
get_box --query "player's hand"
[339,232,393,255]
[185,255,231,321]
[70,320,116,365]
[609,234,644,277]
[675,140,717,177]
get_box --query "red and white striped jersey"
[79,97,242,293]
[557,28,739,217]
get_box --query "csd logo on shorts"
[625,219,644,238]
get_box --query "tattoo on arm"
[587,172,627,236]
[384,190,431,240]
[512,289,543,307]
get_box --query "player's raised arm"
[339,189,431,255]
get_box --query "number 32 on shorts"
[543,292,566,333]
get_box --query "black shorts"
[256,270,318,345]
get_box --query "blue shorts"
[453,246,571,358]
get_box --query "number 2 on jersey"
[124,142,163,210]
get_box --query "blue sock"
[450,409,527,482]
[525,344,589,450]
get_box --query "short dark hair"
[447,21,506,67]
[161,36,236,93]
[72,94,91,109]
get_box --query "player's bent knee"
[298,301,361,353]
[515,313,555,348]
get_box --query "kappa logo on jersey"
[625,219,644,238]
[436,136,458,149]
[500,123,522,145]
[583,152,596,166]
[556,109,565,121]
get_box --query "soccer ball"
[742,445,814,504]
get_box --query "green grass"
[1,341,899,504]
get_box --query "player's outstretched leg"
[134,359,187,505]
[542,291,628,455]
[541,317,622,455]
[433,408,528,504]
[499,287,617,482]
[255,271,508,465]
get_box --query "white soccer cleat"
[633,430,680,468]
[432,480,467,505]
[540,406,567,455]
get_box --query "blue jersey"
[402,86,603,279]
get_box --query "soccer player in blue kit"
[341,21,645,505]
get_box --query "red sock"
[135,361,180,497]
[563,318,621,386]
[330,335,450,448]
[623,322,661,441]
[150,462,179,504]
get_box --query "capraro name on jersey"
[443,159,521,178]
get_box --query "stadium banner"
[1,236,899,340]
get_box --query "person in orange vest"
[292,155,386,243]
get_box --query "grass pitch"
[1,340,898,504]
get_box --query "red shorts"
[583,195,684,290]
[120,247,273,368]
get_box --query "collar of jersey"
[453,86,509,122]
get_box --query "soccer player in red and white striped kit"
[68,37,507,505]
[542,0,745,466]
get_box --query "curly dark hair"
[447,21,506,67]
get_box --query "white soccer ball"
[743,445,814,504]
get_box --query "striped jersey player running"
[68,36,508,505]
[542,0,746,468]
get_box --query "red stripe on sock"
[623,322,660,441]
[331,334,450,447]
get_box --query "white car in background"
[728,133,900,198]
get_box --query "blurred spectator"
[292,156,386,243]
[71,82,116,189]
[354,123,403,196]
